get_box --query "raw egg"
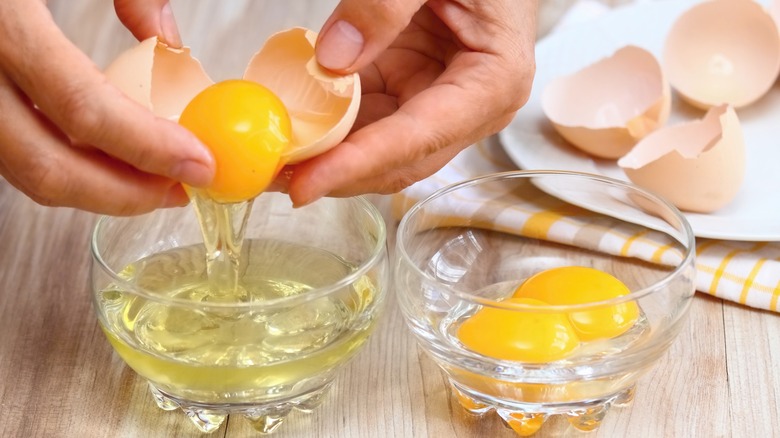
[178,80,291,203]
[542,45,670,159]
[457,297,579,363]
[513,266,639,342]
[618,104,745,213]
[104,28,361,201]
[663,0,780,109]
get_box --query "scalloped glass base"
[450,381,636,436]
[148,382,333,434]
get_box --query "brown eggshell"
[663,0,780,109]
[542,45,670,159]
[772,0,780,25]
[243,27,361,163]
[617,104,745,213]
[104,37,213,120]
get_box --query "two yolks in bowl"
[457,266,639,363]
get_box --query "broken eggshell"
[244,27,361,163]
[617,104,745,213]
[103,38,213,120]
[542,45,671,159]
[104,28,361,164]
[663,0,780,109]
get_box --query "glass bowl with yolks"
[395,171,696,436]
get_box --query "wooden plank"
[724,301,780,436]
[598,294,731,437]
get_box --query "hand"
[0,0,214,215]
[113,0,537,207]
[286,0,538,205]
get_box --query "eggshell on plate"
[663,0,780,109]
[542,45,670,159]
[243,27,361,163]
[617,104,745,213]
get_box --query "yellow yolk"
[179,79,291,203]
[457,297,579,363]
[513,266,639,341]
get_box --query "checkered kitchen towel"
[395,141,780,313]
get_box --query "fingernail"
[162,184,190,208]
[292,188,328,209]
[316,20,364,70]
[170,159,213,188]
[160,3,183,48]
[267,168,293,194]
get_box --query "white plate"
[499,0,780,241]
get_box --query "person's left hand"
[287,0,538,206]
[114,0,538,206]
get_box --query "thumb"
[316,0,426,73]
[113,0,182,48]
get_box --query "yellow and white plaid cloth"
[395,141,780,313]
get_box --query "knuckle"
[492,112,516,133]
[56,84,109,145]
[57,84,160,172]
[496,60,534,113]
[377,171,419,194]
[365,0,413,31]
[512,64,535,110]
[22,155,69,208]
[113,201,147,217]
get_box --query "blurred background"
[48,0,642,79]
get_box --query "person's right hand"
[0,0,214,216]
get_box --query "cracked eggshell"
[772,0,780,26]
[104,37,214,120]
[617,104,745,213]
[663,0,780,109]
[542,45,670,160]
[243,27,361,164]
[104,28,360,165]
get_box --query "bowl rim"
[395,170,696,312]
[90,194,387,309]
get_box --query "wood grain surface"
[0,1,778,437]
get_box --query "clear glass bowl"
[90,193,388,434]
[395,171,696,436]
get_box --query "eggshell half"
[104,37,213,120]
[617,104,745,213]
[663,0,780,109]
[542,45,670,159]
[772,0,780,26]
[243,27,361,163]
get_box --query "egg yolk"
[179,79,291,203]
[457,297,579,363]
[513,266,639,341]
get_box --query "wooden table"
[1,1,778,436]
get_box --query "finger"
[0,72,188,215]
[353,93,400,131]
[321,142,465,198]
[287,61,523,206]
[316,0,427,73]
[293,1,537,204]
[113,0,182,47]
[0,2,214,189]
[270,91,401,197]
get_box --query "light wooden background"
[0,1,778,437]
